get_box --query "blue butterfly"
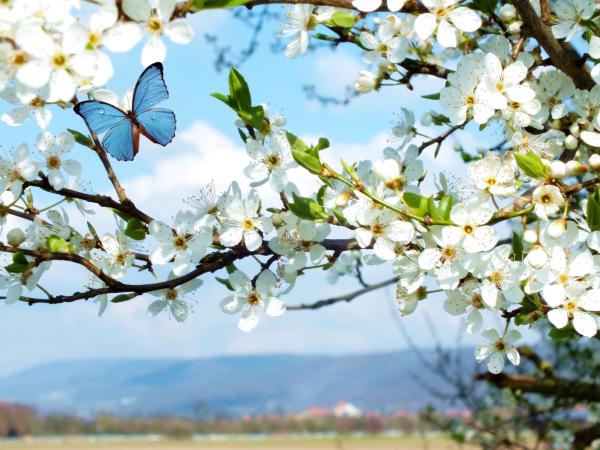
[74,62,176,161]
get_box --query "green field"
[0,436,475,450]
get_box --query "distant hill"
[0,350,477,418]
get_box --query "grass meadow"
[0,435,476,449]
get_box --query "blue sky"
[0,6,495,376]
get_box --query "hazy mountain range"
[0,350,477,418]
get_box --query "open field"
[0,436,477,450]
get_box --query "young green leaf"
[514,151,548,179]
[46,235,70,253]
[238,105,264,130]
[67,129,94,149]
[512,231,523,260]
[287,132,322,174]
[289,193,329,220]
[422,92,440,100]
[111,293,137,303]
[328,10,357,27]
[124,218,147,241]
[429,195,453,221]
[191,0,249,11]
[587,187,600,232]
[228,67,252,112]
[5,252,30,274]
[403,192,430,218]
[210,92,237,110]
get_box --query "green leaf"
[331,208,348,226]
[340,160,358,178]
[328,10,357,28]
[287,132,309,152]
[512,231,523,261]
[429,195,453,221]
[289,193,329,220]
[87,221,100,241]
[549,325,577,340]
[210,92,236,110]
[316,185,328,206]
[313,137,330,152]
[46,235,70,253]
[403,192,430,218]
[124,218,146,241]
[288,132,322,174]
[12,252,28,265]
[216,276,234,290]
[467,0,499,14]
[67,129,94,149]
[514,151,548,179]
[228,67,252,112]
[5,252,30,274]
[190,0,249,11]
[422,92,440,100]
[587,187,600,232]
[431,114,450,126]
[112,208,134,222]
[111,293,137,303]
[238,105,264,130]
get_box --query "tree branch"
[512,0,594,90]
[244,0,426,13]
[10,238,363,305]
[417,125,461,154]
[476,372,600,402]
[0,245,118,288]
[24,179,154,224]
[288,275,397,310]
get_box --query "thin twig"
[288,276,397,310]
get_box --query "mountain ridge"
[0,350,475,419]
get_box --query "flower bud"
[526,246,548,269]
[547,218,566,239]
[564,134,578,150]
[590,154,600,170]
[550,160,567,179]
[373,159,400,183]
[566,160,586,176]
[523,229,538,244]
[355,71,376,93]
[569,123,580,138]
[271,213,284,228]
[507,21,522,34]
[421,112,433,126]
[7,228,25,247]
[498,4,516,21]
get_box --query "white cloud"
[123,121,247,219]
[313,50,362,95]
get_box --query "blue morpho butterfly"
[74,62,176,161]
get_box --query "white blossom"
[475,328,521,374]
[414,0,482,48]
[122,0,194,66]
[220,270,286,332]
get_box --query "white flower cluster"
[0,0,193,129]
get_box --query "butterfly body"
[74,63,176,161]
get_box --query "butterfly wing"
[102,120,136,161]
[74,100,128,135]
[132,62,169,114]
[136,108,176,146]
[74,100,137,161]
[132,62,176,147]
